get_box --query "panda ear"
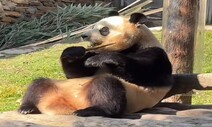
[129,13,148,24]
[108,11,119,16]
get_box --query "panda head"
[82,13,161,52]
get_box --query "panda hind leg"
[73,75,127,118]
[19,103,40,114]
[19,78,55,114]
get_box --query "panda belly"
[36,76,171,115]
[121,80,172,113]
[37,77,94,115]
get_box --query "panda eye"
[99,27,110,36]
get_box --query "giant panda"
[18,13,173,118]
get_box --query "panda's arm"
[128,47,171,69]
[125,47,173,86]
[85,47,172,86]
[60,47,98,79]
[85,47,172,74]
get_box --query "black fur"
[122,47,173,87]
[73,75,126,118]
[129,13,148,24]
[60,47,98,78]
[129,13,155,27]
[61,46,173,87]
[85,52,127,67]
[19,78,54,114]
[99,26,110,36]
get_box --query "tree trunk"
[162,0,199,104]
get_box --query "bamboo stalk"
[118,0,142,13]
[120,0,152,16]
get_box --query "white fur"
[100,16,124,26]
[95,16,124,29]
[92,16,162,49]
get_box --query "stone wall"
[0,0,97,24]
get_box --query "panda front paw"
[84,55,102,67]
[61,46,86,61]
[73,107,108,117]
[85,57,119,67]
[73,109,92,117]
[85,53,126,67]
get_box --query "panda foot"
[18,104,40,115]
[73,107,108,117]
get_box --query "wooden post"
[194,0,207,73]
[162,0,199,104]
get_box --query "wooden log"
[165,73,212,98]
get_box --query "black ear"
[108,11,119,16]
[129,13,148,24]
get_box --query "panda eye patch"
[99,27,110,36]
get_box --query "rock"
[27,7,37,14]
[0,2,4,16]
[0,0,96,24]
[0,108,212,127]
[141,107,177,115]
[42,2,54,7]
[177,109,212,117]
[2,1,17,11]
[61,0,76,3]
[0,3,2,11]
[4,11,21,17]
[11,0,29,4]
[36,6,54,12]
[29,1,42,6]
[1,16,16,23]
[0,53,5,58]
[0,111,81,127]
[0,119,48,127]
[15,7,28,13]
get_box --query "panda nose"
[81,34,89,40]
